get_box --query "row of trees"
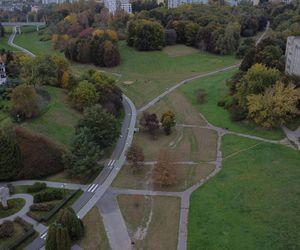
[139,111,176,137]
[126,144,177,186]
[46,207,84,250]
[64,29,120,67]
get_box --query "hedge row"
[28,189,80,222]
[27,182,47,193]
[33,189,63,203]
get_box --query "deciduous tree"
[161,111,176,135]
[126,144,145,173]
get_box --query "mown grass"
[78,207,111,250]
[0,198,25,219]
[0,35,16,51]
[23,86,81,147]
[188,135,300,250]
[118,195,180,250]
[180,69,285,140]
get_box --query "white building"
[0,61,7,85]
[285,36,300,77]
[104,0,132,14]
[41,0,77,4]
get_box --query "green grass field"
[0,198,25,219]
[14,32,60,56]
[23,86,81,147]
[180,69,285,140]
[0,35,16,51]
[188,135,300,250]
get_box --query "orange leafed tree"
[153,150,177,186]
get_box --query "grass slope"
[108,42,239,107]
[23,86,81,147]
[188,135,300,250]
[180,69,284,140]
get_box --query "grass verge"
[0,198,25,219]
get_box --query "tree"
[0,125,22,181]
[126,144,145,173]
[127,19,164,51]
[103,40,121,67]
[139,112,160,138]
[76,104,119,148]
[237,63,281,108]
[247,82,300,129]
[161,111,176,135]
[71,80,98,111]
[11,84,39,119]
[56,207,84,240]
[46,224,71,250]
[164,29,177,46]
[184,22,199,46]
[64,127,100,178]
[153,150,177,186]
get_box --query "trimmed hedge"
[30,203,54,212]
[28,189,80,222]
[0,221,14,238]
[27,182,47,193]
[33,189,63,203]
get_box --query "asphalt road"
[25,95,136,250]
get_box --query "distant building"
[0,60,7,85]
[167,0,248,9]
[285,36,300,77]
[41,0,77,4]
[104,0,132,14]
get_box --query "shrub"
[30,203,55,212]
[33,189,63,203]
[0,221,14,238]
[196,89,207,104]
[164,29,177,45]
[15,126,65,179]
[217,99,226,107]
[224,96,238,109]
[229,105,247,122]
[27,182,47,193]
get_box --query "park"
[0,1,300,250]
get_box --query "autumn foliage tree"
[161,111,176,135]
[139,112,160,138]
[153,150,177,186]
[247,82,300,129]
[11,84,39,119]
[126,144,145,173]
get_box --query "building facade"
[285,36,300,77]
[104,0,132,14]
[0,62,7,85]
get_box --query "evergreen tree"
[56,207,84,241]
[0,125,22,181]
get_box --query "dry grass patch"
[118,195,180,250]
[78,207,110,250]
[113,163,215,192]
[147,90,206,125]
[163,45,200,57]
[133,127,217,162]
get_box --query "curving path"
[0,194,33,224]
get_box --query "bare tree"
[126,144,145,173]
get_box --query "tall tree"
[161,111,176,135]
[139,112,160,138]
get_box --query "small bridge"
[1,22,46,34]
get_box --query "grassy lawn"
[0,35,16,51]
[78,207,111,250]
[188,135,300,250]
[118,195,180,250]
[147,90,206,125]
[180,69,285,140]
[108,42,239,108]
[133,127,217,162]
[0,198,25,219]
[14,32,60,56]
[23,86,81,147]
[113,162,215,192]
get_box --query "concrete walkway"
[0,193,33,223]
[282,126,300,149]
[97,191,132,250]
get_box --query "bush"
[15,126,65,179]
[164,29,177,45]
[224,96,238,109]
[30,203,55,212]
[0,221,14,238]
[196,89,207,104]
[33,189,63,203]
[27,182,47,193]
[229,105,247,122]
